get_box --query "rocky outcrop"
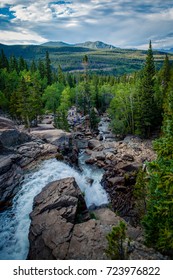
[27,177,166,260]
[0,117,57,210]
[83,135,156,225]
[27,178,119,260]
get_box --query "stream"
[0,151,108,260]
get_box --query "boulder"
[0,117,16,129]
[27,178,90,259]
[30,129,71,146]
[0,155,23,210]
[88,139,100,150]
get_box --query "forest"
[0,41,173,257]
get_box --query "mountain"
[0,41,172,75]
[75,41,117,50]
[158,48,173,54]
[41,41,70,47]
[41,40,117,50]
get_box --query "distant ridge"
[41,40,117,50]
[157,48,173,54]
[41,41,70,47]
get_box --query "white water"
[0,155,108,260]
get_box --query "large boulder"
[0,117,31,150]
[27,177,90,260]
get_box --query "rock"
[88,139,100,150]
[28,178,134,260]
[95,154,105,161]
[67,219,108,260]
[85,158,96,165]
[27,178,90,260]
[0,156,23,210]
[31,129,71,146]
[0,129,31,148]
[0,118,58,210]
[107,176,125,186]
[129,242,167,260]
[105,152,117,160]
[0,117,16,129]
[27,177,167,260]
[86,178,94,185]
[122,154,134,162]
[55,153,64,161]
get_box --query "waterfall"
[0,156,108,260]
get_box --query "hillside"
[0,41,172,75]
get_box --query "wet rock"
[0,158,23,210]
[0,118,58,210]
[85,158,96,165]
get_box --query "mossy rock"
[55,153,64,161]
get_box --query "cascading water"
[0,154,108,260]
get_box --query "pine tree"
[135,41,156,137]
[58,65,65,85]
[9,55,19,73]
[0,49,9,70]
[30,59,37,73]
[38,59,46,79]
[105,221,128,260]
[45,51,52,85]
[19,56,28,72]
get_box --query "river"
[0,152,108,260]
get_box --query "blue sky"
[0,0,173,49]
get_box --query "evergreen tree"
[30,59,37,73]
[9,55,19,73]
[160,54,171,93]
[0,49,9,70]
[135,41,157,137]
[38,59,46,79]
[143,70,173,257]
[45,51,52,85]
[105,221,128,260]
[58,65,66,85]
[14,76,31,127]
[19,56,28,72]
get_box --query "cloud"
[10,3,53,23]
[0,14,8,18]
[0,28,47,44]
[0,0,173,49]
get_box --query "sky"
[0,0,173,49]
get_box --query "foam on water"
[0,156,108,260]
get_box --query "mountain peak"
[40,40,117,49]
[75,41,117,49]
